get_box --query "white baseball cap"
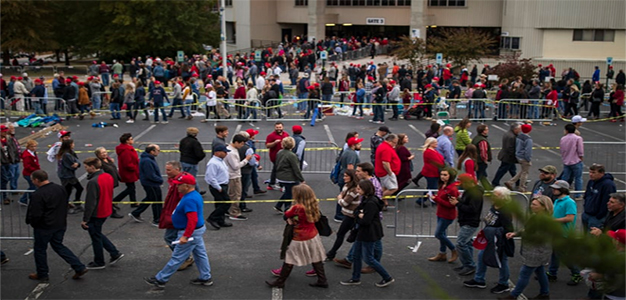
[571,115,587,123]
[22,72,28,77]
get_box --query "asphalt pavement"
[1,107,624,300]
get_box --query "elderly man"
[582,164,617,231]
[590,193,625,236]
[1,124,20,205]
[436,126,455,167]
[205,145,232,230]
[145,173,213,289]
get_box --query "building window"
[225,0,232,6]
[295,0,308,5]
[500,37,520,50]
[429,0,465,6]
[573,29,615,42]
[327,0,409,5]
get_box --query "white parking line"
[408,124,426,139]
[271,287,283,300]
[24,283,48,300]
[579,126,625,141]
[324,124,337,145]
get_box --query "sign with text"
[366,18,385,25]
[436,53,443,64]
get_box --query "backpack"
[329,148,344,184]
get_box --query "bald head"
[443,126,454,136]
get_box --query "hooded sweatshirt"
[514,132,533,162]
[355,194,385,242]
[139,151,163,187]
[583,173,617,219]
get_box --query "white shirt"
[256,76,266,91]
[206,90,217,106]
[273,66,282,76]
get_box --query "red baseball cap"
[292,125,303,134]
[246,128,259,137]
[154,80,161,85]
[608,229,626,245]
[172,173,196,185]
[347,137,364,147]
[0,125,8,132]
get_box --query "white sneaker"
[126,119,134,123]
[160,121,169,124]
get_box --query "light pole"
[220,0,227,79]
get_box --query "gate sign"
[607,57,613,65]
[255,50,262,61]
[436,53,443,65]
[366,18,385,25]
[177,51,184,62]
[320,50,328,60]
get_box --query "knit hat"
[292,125,302,134]
[521,124,532,134]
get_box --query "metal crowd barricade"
[583,142,626,176]
[1,190,34,240]
[390,189,529,252]
[441,98,493,121]
[495,99,554,122]
[210,99,264,122]
[265,98,309,121]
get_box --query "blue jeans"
[297,93,308,111]
[322,94,332,102]
[155,226,212,283]
[101,73,110,86]
[472,100,485,119]
[181,162,200,191]
[418,176,439,205]
[373,104,384,121]
[109,102,121,119]
[474,249,509,285]
[491,161,517,187]
[351,240,392,281]
[183,99,193,117]
[347,239,382,263]
[19,175,36,204]
[251,168,261,192]
[153,102,167,122]
[0,164,9,201]
[548,250,580,277]
[582,212,606,232]
[92,96,101,110]
[456,225,478,268]
[435,217,456,253]
[9,163,19,190]
[276,182,297,211]
[164,228,178,251]
[34,228,85,278]
[561,162,583,197]
[168,98,185,117]
[352,97,364,117]
[86,217,120,266]
[511,265,549,297]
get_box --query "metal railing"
[1,190,34,240]
[583,142,626,176]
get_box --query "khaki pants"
[228,178,242,216]
[507,159,531,192]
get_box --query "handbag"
[315,214,332,237]
[473,229,487,250]
[346,225,358,243]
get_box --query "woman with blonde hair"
[124,82,136,123]
[266,184,327,289]
[418,137,444,206]
[274,137,305,213]
[200,84,218,122]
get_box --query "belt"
[177,224,204,231]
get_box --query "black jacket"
[497,130,518,164]
[179,135,206,165]
[355,195,385,242]
[456,185,484,227]
[26,182,68,229]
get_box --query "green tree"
[428,28,497,66]
[0,0,56,65]
[391,36,427,69]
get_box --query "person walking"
[451,174,484,276]
[95,147,123,219]
[374,134,401,208]
[19,140,40,206]
[274,137,305,213]
[436,125,455,169]
[454,118,472,156]
[56,139,84,214]
[266,184,328,289]
[326,169,361,261]
[266,122,289,191]
[179,127,206,192]
[340,179,395,288]
[395,134,414,191]
[427,168,460,263]
[456,144,478,179]
[418,137,445,207]
[491,123,520,187]
[582,164,617,231]
[145,173,214,289]
[26,170,88,281]
[129,144,163,226]
[224,134,252,221]
[1,125,20,205]
[81,158,124,270]
[113,133,139,208]
[505,124,533,192]
[560,124,584,198]
[205,145,233,230]
[471,125,492,181]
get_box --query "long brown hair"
[56,139,76,160]
[457,144,478,171]
[292,184,320,223]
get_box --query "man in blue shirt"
[547,180,581,286]
[436,126,455,167]
[145,173,213,289]
[205,145,232,230]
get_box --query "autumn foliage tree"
[428,28,498,66]
[391,36,427,69]
[488,53,537,82]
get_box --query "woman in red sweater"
[418,137,444,207]
[610,84,624,122]
[428,168,460,263]
[456,144,477,179]
[19,140,40,205]
[544,83,559,119]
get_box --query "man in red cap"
[291,125,306,170]
[265,122,289,190]
[31,78,46,115]
[505,124,533,192]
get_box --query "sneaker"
[333,258,352,269]
[86,262,106,270]
[19,201,28,207]
[144,277,165,289]
[271,184,281,190]
[72,268,88,279]
[375,277,395,288]
[368,119,374,123]
[333,218,343,223]
[228,215,248,221]
[160,121,169,124]
[178,257,195,271]
[1,257,9,265]
[356,116,364,120]
[463,279,486,289]
[567,274,582,286]
[544,272,557,282]
[110,253,124,265]
[126,119,134,123]
[129,213,143,223]
[453,265,465,272]
[305,269,317,277]
[253,190,267,194]
[241,208,253,213]
[271,267,282,277]
[458,267,476,276]
[110,211,124,219]
[490,283,511,294]
[190,278,213,286]
[267,185,276,191]
[151,221,159,227]
[272,206,283,214]
[340,279,361,286]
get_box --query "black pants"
[240,173,252,209]
[61,178,83,205]
[131,185,162,223]
[113,182,136,203]
[34,228,85,278]
[208,184,230,225]
[390,101,398,119]
[276,182,298,211]
[326,216,355,259]
[86,217,120,266]
[269,163,277,185]
[589,102,601,118]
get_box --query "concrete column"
[307,0,326,43]
[410,0,427,41]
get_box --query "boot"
[448,250,458,263]
[265,263,293,288]
[428,253,447,262]
[309,262,328,288]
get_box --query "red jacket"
[421,148,444,178]
[21,150,40,176]
[614,90,624,106]
[432,183,459,220]
[547,90,559,107]
[234,86,246,99]
[83,170,114,221]
[116,143,139,183]
[159,175,185,229]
